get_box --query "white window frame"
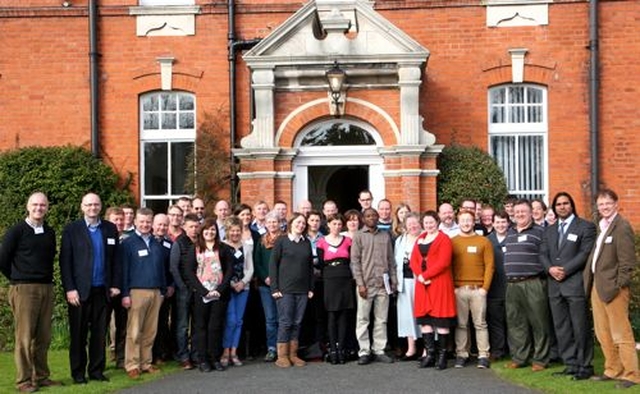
[488,84,548,200]
[139,91,196,209]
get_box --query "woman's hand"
[272,291,283,299]
[206,290,220,299]
[308,291,314,299]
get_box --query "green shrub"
[437,144,509,209]
[0,146,133,351]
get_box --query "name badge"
[138,249,149,257]
[163,241,171,249]
[475,230,484,236]
[328,246,338,253]
[605,236,613,244]
[501,246,507,253]
[107,238,116,245]
[567,233,578,242]
[467,246,477,254]
[258,227,267,235]
[518,235,527,242]
[34,227,44,235]
[234,250,243,259]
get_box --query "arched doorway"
[293,119,384,212]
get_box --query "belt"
[507,276,541,284]
[327,260,346,267]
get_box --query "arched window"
[299,121,376,146]
[140,91,195,213]
[488,84,548,200]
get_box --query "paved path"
[121,359,536,394]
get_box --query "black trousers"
[68,287,108,380]
[107,293,128,366]
[192,297,227,364]
[486,297,508,359]
[153,296,174,361]
[549,293,594,372]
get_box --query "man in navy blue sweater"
[120,208,168,378]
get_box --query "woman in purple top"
[316,214,355,365]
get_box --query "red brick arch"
[483,63,556,88]
[277,98,399,148]
[131,66,204,93]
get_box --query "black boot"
[328,343,339,365]
[419,333,436,368]
[337,344,346,364]
[436,333,449,370]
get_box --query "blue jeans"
[258,286,278,350]
[276,293,308,343]
[173,287,193,362]
[222,289,249,349]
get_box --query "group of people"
[1,188,639,392]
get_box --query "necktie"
[558,221,566,247]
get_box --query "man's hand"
[109,287,121,298]
[166,286,175,298]
[66,290,81,307]
[358,285,367,299]
[122,296,132,309]
[549,266,565,282]
[308,291,314,299]
[272,291,283,299]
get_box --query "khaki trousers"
[9,283,54,386]
[125,289,162,372]
[355,288,389,356]
[591,285,640,383]
[455,286,490,359]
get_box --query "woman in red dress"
[410,210,456,370]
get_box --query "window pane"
[162,113,177,129]
[144,143,168,195]
[490,88,505,104]
[143,113,159,130]
[509,86,524,103]
[161,93,177,111]
[491,105,505,124]
[490,135,516,190]
[527,87,542,103]
[509,105,525,123]
[179,113,194,129]
[300,123,375,146]
[144,199,170,216]
[142,95,158,111]
[527,104,543,123]
[179,94,194,111]
[171,142,194,194]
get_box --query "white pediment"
[243,0,429,66]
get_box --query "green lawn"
[493,348,640,393]
[0,351,179,393]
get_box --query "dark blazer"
[584,214,637,303]
[60,219,119,301]
[540,216,596,297]
[181,242,234,299]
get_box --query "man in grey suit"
[540,192,596,380]
[584,188,640,389]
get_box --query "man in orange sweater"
[451,209,494,369]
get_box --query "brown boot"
[275,343,292,368]
[289,340,306,367]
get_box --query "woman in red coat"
[410,210,456,370]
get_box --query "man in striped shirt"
[503,199,551,372]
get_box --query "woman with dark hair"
[411,210,456,370]
[181,217,233,372]
[316,214,354,364]
[221,216,254,367]
[254,211,283,363]
[341,209,362,239]
[269,212,314,368]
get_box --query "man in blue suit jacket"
[60,193,120,384]
[540,192,596,380]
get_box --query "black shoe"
[477,357,491,369]
[213,361,225,371]
[552,367,577,377]
[89,374,110,382]
[375,354,394,363]
[337,349,346,364]
[357,355,371,365]
[454,356,468,368]
[329,351,339,365]
[198,362,212,373]
[573,371,593,381]
[615,380,637,389]
[401,353,418,361]
[591,374,614,382]
[73,376,87,385]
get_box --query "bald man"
[1,192,61,392]
[60,193,120,384]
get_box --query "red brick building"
[1,0,638,223]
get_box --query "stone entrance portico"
[234,0,442,210]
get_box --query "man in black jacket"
[60,193,120,384]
